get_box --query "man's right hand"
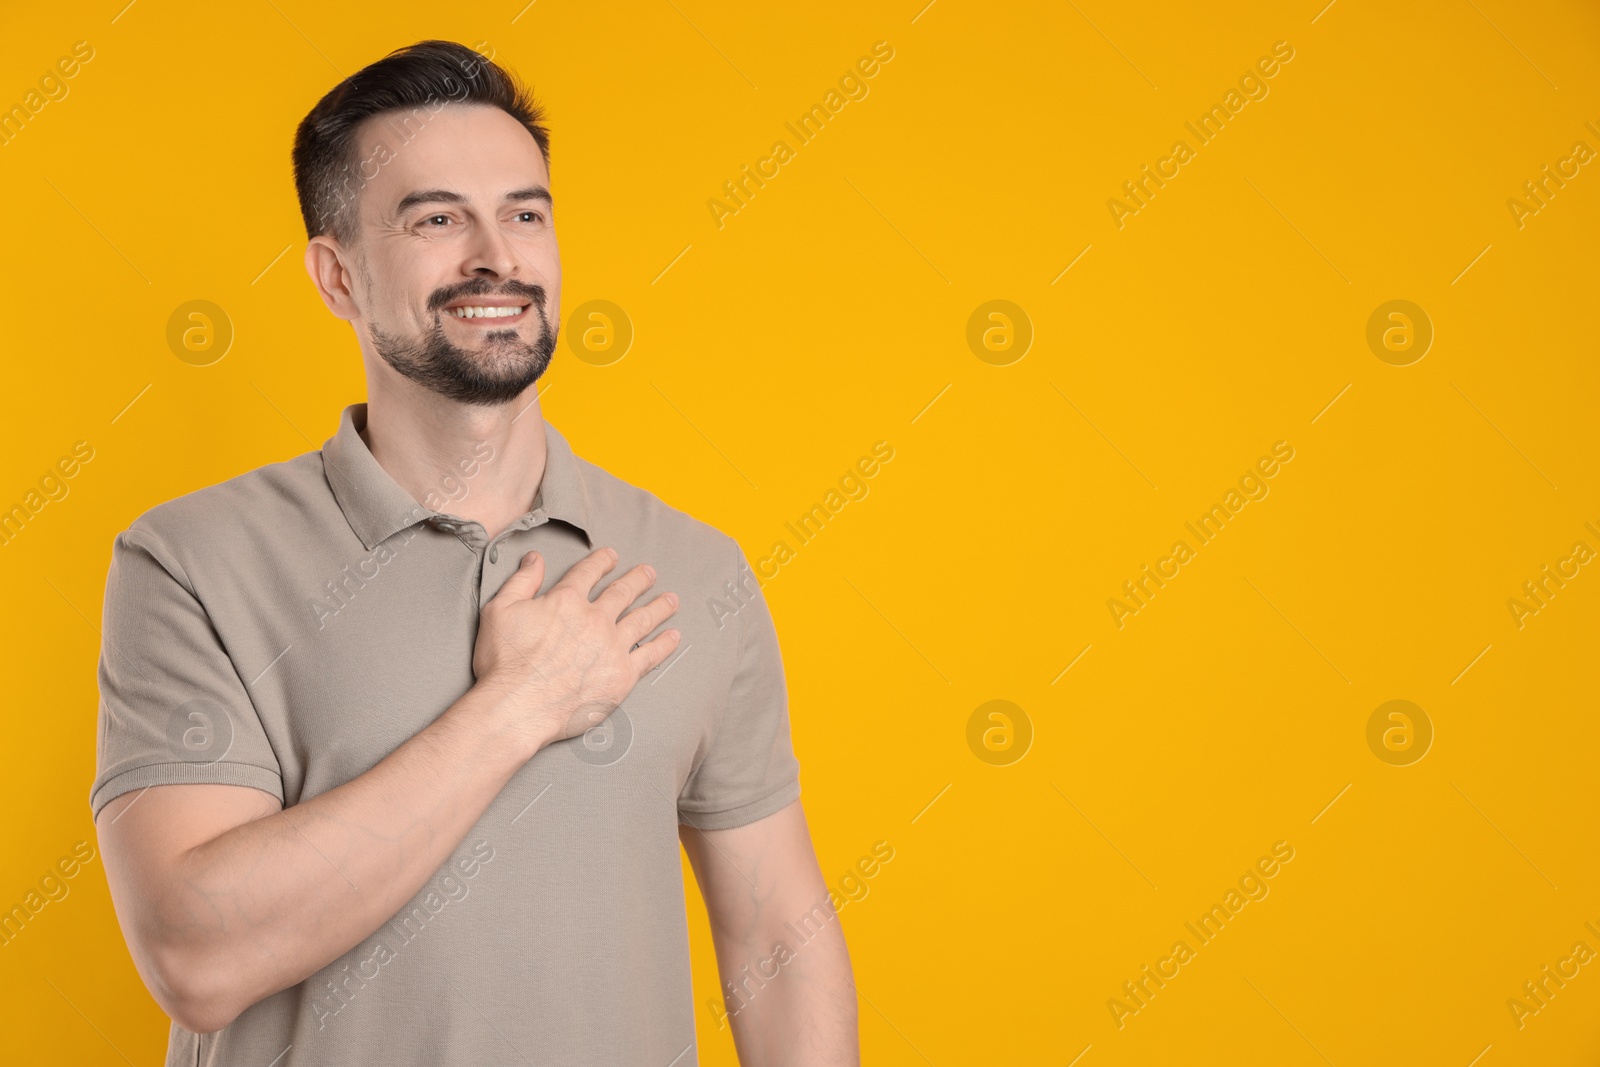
[471,545,681,755]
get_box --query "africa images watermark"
[1505,120,1599,231]
[1108,840,1296,1030]
[309,838,496,1029]
[1107,40,1296,229]
[1505,919,1600,1031]
[707,41,896,230]
[0,841,99,948]
[1107,441,1295,629]
[0,440,95,549]
[308,439,497,629]
[705,440,895,630]
[1505,519,1598,630]
[323,40,499,221]
[0,39,95,148]
[706,840,894,1030]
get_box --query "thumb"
[494,550,545,602]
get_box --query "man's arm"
[97,546,679,1034]
[680,799,859,1066]
[98,687,532,1035]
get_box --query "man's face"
[341,103,559,406]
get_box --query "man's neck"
[359,379,548,542]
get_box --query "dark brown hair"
[292,40,550,245]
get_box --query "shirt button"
[488,545,499,564]
[436,521,455,532]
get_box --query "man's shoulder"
[118,447,329,557]
[569,450,742,566]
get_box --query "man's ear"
[305,236,361,322]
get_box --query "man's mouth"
[446,304,529,321]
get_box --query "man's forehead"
[354,104,548,212]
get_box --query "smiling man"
[90,40,857,1067]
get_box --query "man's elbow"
[166,993,242,1037]
[146,941,245,1035]
[167,999,239,1037]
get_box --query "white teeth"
[450,305,525,319]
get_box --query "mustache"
[427,280,546,313]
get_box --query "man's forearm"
[152,683,539,1031]
[720,909,860,1066]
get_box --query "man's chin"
[371,320,555,406]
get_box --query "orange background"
[1,0,1598,1063]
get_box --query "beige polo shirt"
[90,402,801,1067]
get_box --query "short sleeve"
[676,541,801,830]
[89,526,284,820]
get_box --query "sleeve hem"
[91,762,285,820]
[678,777,800,832]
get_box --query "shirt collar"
[321,402,595,551]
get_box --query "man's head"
[294,41,559,407]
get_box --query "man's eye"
[423,215,451,227]
[516,211,545,223]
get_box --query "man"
[91,39,858,1066]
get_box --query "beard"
[369,283,556,406]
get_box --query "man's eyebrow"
[504,186,554,207]
[394,186,554,216]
